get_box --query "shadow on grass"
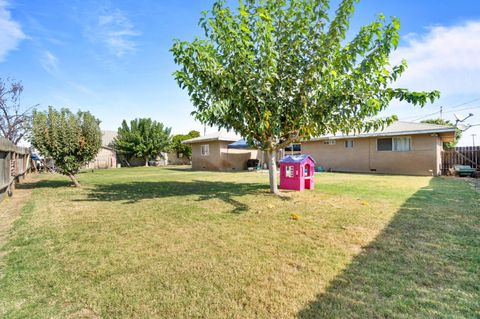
[298,178,479,318]
[76,180,274,213]
[16,179,72,189]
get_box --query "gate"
[441,146,480,175]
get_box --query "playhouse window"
[286,166,294,178]
[201,144,209,156]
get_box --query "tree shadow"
[16,179,72,189]
[76,180,275,213]
[297,178,479,318]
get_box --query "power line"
[443,105,480,114]
[402,105,479,122]
[400,97,480,121]
[448,97,480,109]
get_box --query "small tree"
[0,78,36,144]
[114,118,172,166]
[31,106,102,187]
[172,130,200,159]
[171,0,439,193]
[422,118,461,149]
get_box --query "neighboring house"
[87,131,117,169]
[167,151,190,165]
[183,131,261,171]
[302,121,456,176]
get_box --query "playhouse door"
[304,164,312,189]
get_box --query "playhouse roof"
[280,154,316,164]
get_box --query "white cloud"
[0,0,26,62]
[90,9,140,57]
[40,50,58,74]
[391,21,480,95]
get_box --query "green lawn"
[0,167,478,318]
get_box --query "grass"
[0,167,478,318]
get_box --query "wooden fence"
[441,146,480,175]
[0,137,30,202]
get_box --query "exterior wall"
[435,138,443,176]
[191,141,258,171]
[167,152,190,165]
[87,148,117,169]
[302,134,442,176]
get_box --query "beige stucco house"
[87,131,117,169]
[302,121,456,176]
[183,131,260,171]
[186,122,456,175]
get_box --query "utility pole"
[472,134,476,147]
[440,106,443,120]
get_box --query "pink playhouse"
[279,154,316,191]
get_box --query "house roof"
[280,154,316,164]
[308,121,456,141]
[102,131,117,148]
[182,131,242,144]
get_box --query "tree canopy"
[421,118,461,149]
[31,106,102,187]
[114,118,172,166]
[171,0,440,193]
[171,130,201,159]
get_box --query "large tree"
[0,78,35,144]
[422,118,461,149]
[114,118,172,166]
[172,130,200,159]
[171,0,439,193]
[31,106,102,187]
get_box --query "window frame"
[393,137,412,152]
[377,137,412,152]
[200,144,210,156]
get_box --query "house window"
[377,137,411,152]
[285,144,301,152]
[177,152,184,158]
[377,138,393,151]
[286,166,294,178]
[393,137,411,151]
[201,144,209,156]
[344,140,354,148]
[323,140,336,145]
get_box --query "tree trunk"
[267,149,279,194]
[145,157,149,167]
[68,173,81,187]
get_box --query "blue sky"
[1,0,479,146]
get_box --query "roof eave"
[307,128,456,141]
